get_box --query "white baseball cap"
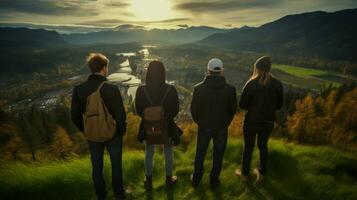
[207,58,223,72]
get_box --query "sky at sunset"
[1,0,357,31]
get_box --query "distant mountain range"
[198,8,357,61]
[0,8,356,61]
[61,25,230,45]
[0,27,68,48]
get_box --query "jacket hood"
[203,75,226,89]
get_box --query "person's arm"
[103,85,127,135]
[164,86,179,118]
[230,88,238,119]
[190,87,199,123]
[239,82,251,110]
[71,87,84,133]
[276,81,284,110]
[135,86,145,117]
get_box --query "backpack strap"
[161,85,171,105]
[96,81,107,92]
[143,85,171,106]
[143,86,154,105]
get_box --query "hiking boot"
[165,175,178,188]
[189,174,199,188]
[235,168,248,182]
[144,175,153,191]
[253,168,265,187]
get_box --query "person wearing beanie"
[190,58,237,191]
[235,56,283,186]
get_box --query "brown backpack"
[142,86,171,144]
[83,81,116,142]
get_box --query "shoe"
[189,174,199,188]
[144,175,153,191]
[235,168,248,182]
[253,168,265,187]
[115,187,132,200]
[165,175,178,188]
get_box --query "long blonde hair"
[247,56,272,86]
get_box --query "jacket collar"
[88,73,107,81]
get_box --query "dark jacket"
[239,77,283,123]
[191,75,237,130]
[71,74,127,136]
[135,84,181,144]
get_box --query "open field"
[272,64,349,88]
[1,139,356,200]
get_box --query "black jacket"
[239,77,283,123]
[135,84,181,144]
[191,75,237,130]
[71,74,127,136]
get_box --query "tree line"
[0,83,356,162]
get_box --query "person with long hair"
[135,60,181,190]
[235,56,283,185]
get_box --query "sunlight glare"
[129,0,173,21]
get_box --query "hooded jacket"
[191,75,237,130]
[239,77,283,123]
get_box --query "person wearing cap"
[235,56,283,186]
[190,58,237,190]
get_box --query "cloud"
[115,24,145,29]
[177,24,189,28]
[173,0,281,13]
[104,1,130,7]
[0,0,100,16]
[78,17,190,27]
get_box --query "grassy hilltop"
[0,139,356,200]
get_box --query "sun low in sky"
[129,0,173,21]
[0,0,357,31]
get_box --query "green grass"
[273,64,343,88]
[0,139,356,200]
[273,64,328,77]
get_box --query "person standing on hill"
[190,58,237,191]
[71,53,128,200]
[235,56,283,186]
[135,60,182,190]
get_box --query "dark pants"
[242,122,274,176]
[88,134,124,200]
[192,128,228,185]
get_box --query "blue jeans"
[145,142,173,176]
[192,128,228,185]
[88,135,124,200]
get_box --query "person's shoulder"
[165,83,177,92]
[73,81,87,92]
[225,83,236,93]
[271,77,283,87]
[135,84,146,95]
[103,81,118,90]
[193,81,205,90]
[245,78,257,88]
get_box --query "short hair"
[86,53,109,73]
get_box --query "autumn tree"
[51,126,73,159]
